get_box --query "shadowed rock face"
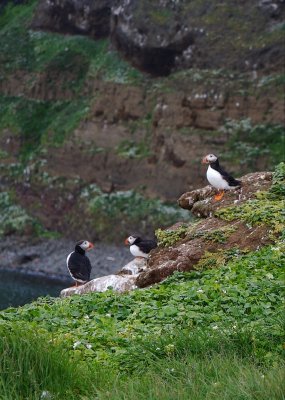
[111,0,195,76]
[31,0,112,38]
[31,0,285,76]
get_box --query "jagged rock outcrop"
[178,171,272,217]
[111,0,195,76]
[31,0,112,38]
[135,171,274,288]
[31,0,285,76]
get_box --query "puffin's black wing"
[138,240,157,254]
[67,253,92,282]
[217,165,241,187]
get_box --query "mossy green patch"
[216,163,285,236]
[156,224,189,247]
[116,140,152,159]
[193,226,237,244]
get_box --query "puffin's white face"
[125,236,137,245]
[202,154,218,164]
[78,240,94,251]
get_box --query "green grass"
[0,326,284,400]
[0,167,284,398]
[1,242,284,368]
[0,326,93,400]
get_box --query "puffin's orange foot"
[214,190,224,201]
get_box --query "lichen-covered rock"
[60,258,145,297]
[61,274,137,297]
[31,0,112,38]
[135,168,281,288]
[120,257,147,275]
[178,171,272,217]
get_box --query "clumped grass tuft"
[0,325,93,400]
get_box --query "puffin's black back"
[134,237,157,253]
[210,160,241,187]
[67,251,92,282]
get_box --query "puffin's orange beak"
[87,242,94,250]
[202,156,208,164]
[124,238,129,245]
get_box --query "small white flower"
[86,344,92,349]
[212,325,218,330]
[73,341,81,349]
[41,391,52,399]
[197,289,204,293]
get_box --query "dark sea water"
[0,270,70,311]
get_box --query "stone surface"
[178,171,272,217]
[31,0,113,38]
[30,0,285,75]
[61,273,137,297]
[60,258,146,297]
[135,170,274,288]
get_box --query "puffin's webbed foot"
[214,190,224,201]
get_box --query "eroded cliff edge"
[61,163,284,297]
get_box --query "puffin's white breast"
[66,251,73,266]
[207,166,230,190]
[130,245,148,258]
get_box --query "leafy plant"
[221,119,285,171]
[83,188,190,240]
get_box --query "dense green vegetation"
[1,325,284,400]
[1,239,284,398]
[1,163,284,398]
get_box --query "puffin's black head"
[202,154,218,165]
[75,240,94,252]
[124,235,140,246]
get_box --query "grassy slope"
[0,164,284,399]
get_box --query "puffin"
[66,240,94,287]
[124,235,157,259]
[202,154,241,201]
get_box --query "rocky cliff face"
[0,0,284,241]
[31,0,285,76]
[31,0,112,38]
